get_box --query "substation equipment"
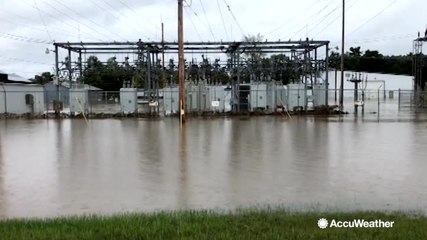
[414,35,427,90]
[53,39,330,115]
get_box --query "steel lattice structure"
[53,39,330,112]
[413,36,427,92]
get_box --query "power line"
[0,70,46,75]
[325,32,414,49]
[184,1,213,40]
[0,55,51,65]
[280,0,335,39]
[297,5,341,38]
[48,0,124,41]
[265,0,323,39]
[96,0,153,40]
[222,0,245,37]
[198,0,216,41]
[292,0,338,38]
[312,0,359,38]
[0,32,51,44]
[33,0,52,42]
[114,0,157,29]
[347,0,399,37]
[216,0,229,40]
[270,0,336,40]
[0,12,99,41]
[19,0,104,41]
[184,7,204,41]
[36,0,117,41]
[348,33,414,44]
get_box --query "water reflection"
[177,125,188,209]
[0,117,426,219]
[0,120,59,218]
[0,130,5,218]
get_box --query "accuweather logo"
[317,218,395,229]
[317,218,329,229]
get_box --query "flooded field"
[0,115,427,219]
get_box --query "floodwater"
[0,116,427,219]
[326,71,413,90]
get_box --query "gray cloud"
[0,0,425,78]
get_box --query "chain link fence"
[1,86,426,117]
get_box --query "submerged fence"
[1,87,426,117]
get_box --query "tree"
[83,56,134,91]
[132,72,144,88]
[329,46,413,75]
[359,50,384,73]
[33,72,53,84]
[329,50,340,69]
[84,56,104,89]
[242,33,265,62]
[349,46,362,57]
[363,50,382,58]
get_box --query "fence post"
[88,91,91,115]
[256,86,258,111]
[384,86,386,100]
[377,88,380,116]
[44,88,48,118]
[415,90,419,112]
[398,89,401,110]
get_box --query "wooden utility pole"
[161,22,166,89]
[178,0,186,125]
[161,22,165,70]
[339,0,345,112]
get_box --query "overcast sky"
[0,0,425,78]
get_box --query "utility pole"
[161,22,165,70]
[161,22,166,93]
[339,0,345,112]
[178,0,186,125]
[54,44,60,118]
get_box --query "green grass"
[0,210,426,239]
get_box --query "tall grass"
[1,210,426,239]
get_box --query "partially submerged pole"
[54,44,60,118]
[339,0,345,112]
[178,0,186,125]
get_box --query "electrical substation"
[52,39,330,116]
[412,34,427,108]
[414,35,427,92]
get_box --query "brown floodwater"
[0,116,426,219]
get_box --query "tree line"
[33,45,414,91]
[329,46,413,76]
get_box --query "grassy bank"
[1,210,426,239]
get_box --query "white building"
[0,71,45,114]
[0,83,45,114]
